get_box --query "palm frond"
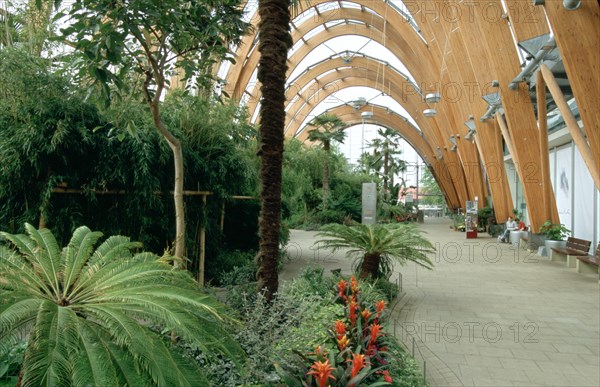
[62,226,104,297]
[314,223,435,279]
[0,224,245,385]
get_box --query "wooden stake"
[198,194,207,287]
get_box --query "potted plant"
[539,220,571,252]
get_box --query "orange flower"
[369,323,382,346]
[337,334,350,350]
[334,320,346,340]
[337,279,348,300]
[361,309,372,321]
[374,300,386,320]
[348,300,358,327]
[307,359,336,387]
[350,353,366,379]
[350,276,359,294]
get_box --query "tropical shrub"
[276,277,395,386]
[0,52,261,284]
[0,224,243,386]
[314,223,435,279]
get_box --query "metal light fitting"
[423,109,437,117]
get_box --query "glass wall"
[507,141,599,252]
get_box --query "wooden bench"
[576,243,600,275]
[550,237,591,267]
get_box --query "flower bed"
[276,276,423,386]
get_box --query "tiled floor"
[282,219,600,386]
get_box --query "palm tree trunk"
[359,252,381,279]
[256,0,291,301]
[322,140,330,210]
[383,149,390,200]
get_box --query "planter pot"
[545,239,566,259]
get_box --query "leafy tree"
[0,1,53,54]
[419,168,443,206]
[0,48,104,231]
[314,223,434,279]
[0,224,243,386]
[306,113,346,209]
[255,0,292,300]
[368,128,406,200]
[56,0,248,261]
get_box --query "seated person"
[498,216,517,243]
[517,218,527,231]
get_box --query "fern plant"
[314,223,435,279]
[0,224,243,387]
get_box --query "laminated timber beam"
[536,69,560,224]
[447,17,515,223]
[294,104,462,209]
[231,1,436,105]
[441,23,513,220]
[241,19,429,115]
[283,63,429,136]
[503,0,550,42]
[414,9,487,208]
[541,64,600,190]
[540,0,600,180]
[284,74,470,208]
[458,0,557,232]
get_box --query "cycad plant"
[314,223,434,279]
[0,224,243,386]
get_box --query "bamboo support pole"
[198,195,207,287]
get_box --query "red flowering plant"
[276,276,393,386]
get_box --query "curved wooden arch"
[282,74,471,206]
[282,67,441,150]
[225,3,476,207]
[248,54,415,125]
[228,3,438,102]
[294,104,461,208]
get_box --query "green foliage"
[0,224,243,386]
[0,48,104,232]
[55,0,248,99]
[0,340,25,385]
[276,277,395,386]
[419,168,443,206]
[477,206,494,229]
[384,340,426,387]
[306,114,346,148]
[0,49,260,284]
[282,139,372,229]
[450,214,466,230]
[203,268,419,386]
[538,221,571,241]
[314,223,435,279]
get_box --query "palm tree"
[314,223,434,279]
[306,113,346,209]
[369,128,406,200]
[255,0,292,301]
[0,224,243,386]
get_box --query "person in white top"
[498,216,517,243]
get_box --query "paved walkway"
[281,218,600,387]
